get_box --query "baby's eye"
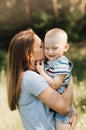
[53,47,58,50]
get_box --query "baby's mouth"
[48,55,55,57]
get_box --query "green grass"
[0,71,25,130]
[0,73,86,130]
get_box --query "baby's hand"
[35,60,44,73]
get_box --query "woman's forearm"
[39,86,71,115]
[62,84,73,106]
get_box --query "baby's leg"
[56,120,70,130]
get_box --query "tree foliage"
[0,0,86,50]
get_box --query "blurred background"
[0,0,86,130]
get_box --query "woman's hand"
[69,106,77,130]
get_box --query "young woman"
[7,29,77,130]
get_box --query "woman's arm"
[38,84,73,115]
[62,83,73,106]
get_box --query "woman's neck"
[29,64,36,71]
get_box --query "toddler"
[36,28,74,130]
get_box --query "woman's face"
[31,34,45,64]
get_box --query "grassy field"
[0,42,86,130]
[0,72,86,130]
[0,72,25,130]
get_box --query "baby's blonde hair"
[44,28,68,45]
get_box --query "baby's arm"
[35,60,66,89]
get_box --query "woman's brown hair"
[7,29,34,110]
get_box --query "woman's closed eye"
[40,42,44,48]
[45,47,49,50]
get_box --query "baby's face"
[44,41,67,61]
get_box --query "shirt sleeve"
[53,60,71,75]
[23,71,49,96]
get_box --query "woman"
[7,29,76,130]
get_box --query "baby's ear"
[64,43,69,52]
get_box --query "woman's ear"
[30,53,35,62]
[26,52,29,61]
[64,43,69,52]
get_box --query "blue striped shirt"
[45,55,73,93]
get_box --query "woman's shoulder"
[23,70,40,78]
[22,70,48,92]
[24,70,37,74]
[22,70,42,87]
